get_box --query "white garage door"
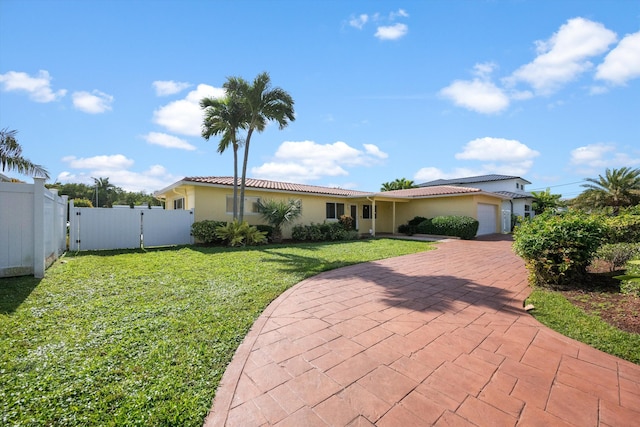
[477,204,497,236]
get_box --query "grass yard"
[0,239,433,426]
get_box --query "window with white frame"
[173,198,185,210]
[226,195,261,214]
[326,202,345,219]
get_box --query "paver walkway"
[204,235,640,426]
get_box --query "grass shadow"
[0,275,41,314]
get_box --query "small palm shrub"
[214,220,267,247]
[191,220,226,244]
[513,212,607,289]
[256,198,302,243]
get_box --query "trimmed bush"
[399,216,428,235]
[602,213,640,243]
[291,222,359,242]
[191,220,226,244]
[400,215,478,239]
[513,212,607,289]
[256,225,274,241]
[72,198,93,208]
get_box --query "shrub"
[72,198,93,208]
[214,220,267,247]
[513,212,607,289]
[416,218,434,234]
[602,214,640,243]
[191,220,226,244]
[339,215,355,231]
[431,216,479,240]
[596,243,640,271]
[615,260,640,296]
[291,222,359,242]
[255,225,274,241]
[399,216,428,235]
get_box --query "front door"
[350,205,357,230]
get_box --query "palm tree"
[92,177,116,207]
[531,188,564,214]
[200,94,246,220]
[381,178,417,191]
[0,128,50,179]
[256,198,302,242]
[227,72,295,222]
[579,167,640,215]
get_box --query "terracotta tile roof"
[183,176,372,197]
[377,186,482,198]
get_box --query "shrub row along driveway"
[206,235,640,426]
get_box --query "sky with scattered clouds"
[1,0,638,198]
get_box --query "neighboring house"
[154,176,511,238]
[419,174,535,232]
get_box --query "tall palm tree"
[227,72,295,222]
[200,94,246,220]
[92,177,116,207]
[579,167,640,215]
[0,128,50,179]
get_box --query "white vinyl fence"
[68,202,194,251]
[1,178,68,278]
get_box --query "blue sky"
[1,0,639,198]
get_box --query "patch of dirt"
[561,262,640,335]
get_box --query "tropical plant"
[91,177,116,207]
[256,198,302,242]
[614,260,640,296]
[0,128,50,179]
[225,73,295,222]
[576,167,640,215]
[214,220,267,247]
[200,94,246,220]
[531,188,564,214]
[380,178,417,191]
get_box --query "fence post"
[33,177,45,278]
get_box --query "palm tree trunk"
[233,145,239,220]
[239,128,254,223]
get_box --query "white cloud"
[72,90,114,113]
[251,140,388,183]
[570,142,640,170]
[0,70,67,102]
[62,154,134,170]
[153,83,225,136]
[414,137,539,182]
[144,132,196,151]
[349,14,369,29]
[595,31,640,85]
[58,155,179,192]
[152,80,192,96]
[508,17,617,95]
[375,23,408,41]
[439,79,510,114]
[389,9,409,20]
[456,137,540,162]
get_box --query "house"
[154,176,511,238]
[419,174,535,231]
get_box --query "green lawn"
[526,289,640,364]
[0,239,433,426]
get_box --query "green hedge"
[399,215,479,240]
[602,214,640,243]
[513,212,607,289]
[190,220,226,244]
[291,222,359,242]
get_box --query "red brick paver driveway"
[205,235,640,426]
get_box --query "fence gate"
[69,204,194,251]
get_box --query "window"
[363,204,371,219]
[226,196,261,214]
[524,204,530,212]
[173,198,184,210]
[326,202,344,219]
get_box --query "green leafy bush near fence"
[513,212,607,289]
[596,243,640,271]
[399,215,479,240]
[190,220,226,244]
[602,213,640,243]
[291,222,360,242]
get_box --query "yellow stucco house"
[154,176,510,238]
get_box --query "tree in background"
[200,93,246,220]
[381,178,417,191]
[48,180,161,207]
[229,72,295,222]
[574,167,640,215]
[0,128,50,179]
[531,188,564,214]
